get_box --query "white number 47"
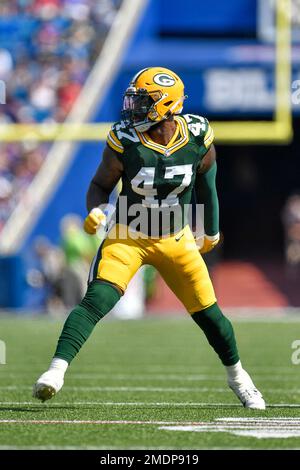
[131,164,193,207]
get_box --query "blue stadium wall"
[1,0,299,308]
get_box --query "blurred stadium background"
[0,0,299,317]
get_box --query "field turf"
[1,314,300,450]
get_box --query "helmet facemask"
[121,87,158,132]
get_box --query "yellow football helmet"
[122,67,186,132]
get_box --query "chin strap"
[134,121,156,132]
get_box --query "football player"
[33,67,265,409]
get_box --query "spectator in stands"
[0,0,121,231]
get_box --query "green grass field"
[1,314,300,450]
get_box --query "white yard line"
[3,373,225,381]
[0,401,239,406]
[3,365,298,373]
[0,419,208,425]
[0,385,299,393]
[2,417,300,427]
[218,417,300,422]
[3,373,300,382]
[0,401,299,408]
[0,386,228,392]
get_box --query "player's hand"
[195,233,220,254]
[83,207,106,235]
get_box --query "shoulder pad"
[182,114,214,149]
[106,121,139,154]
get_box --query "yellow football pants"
[89,224,216,313]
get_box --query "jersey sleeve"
[183,114,214,151]
[106,124,124,154]
[203,119,214,149]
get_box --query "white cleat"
[33,370,64,402]
[228,371,266,410]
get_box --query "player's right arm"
[84,145,124,234]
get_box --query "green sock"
[54,281,121,363]
[191,302,240,366]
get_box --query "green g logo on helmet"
[153,73,176,87]
[122,67,186,132]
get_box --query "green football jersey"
[107,114,214,236]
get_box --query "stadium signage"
[203,68,300,113]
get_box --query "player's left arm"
[194,144,220,254]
